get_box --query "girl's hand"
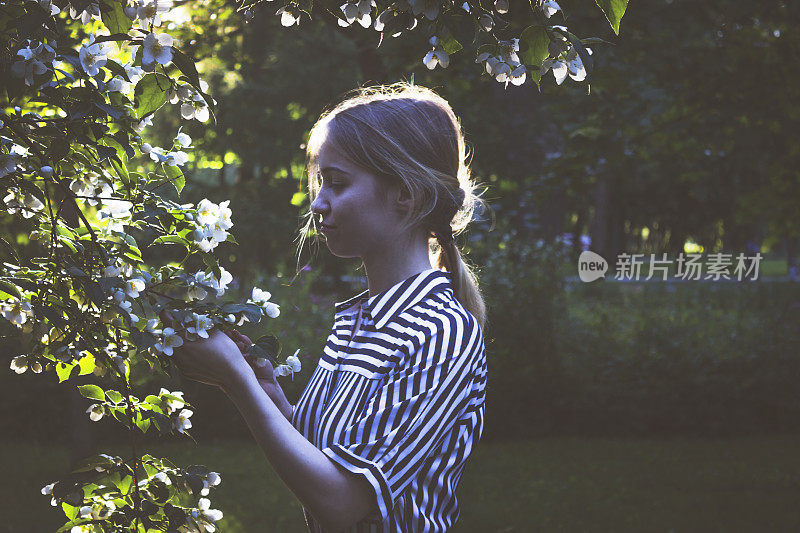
[159,310,249,390]
[223,329,276,384]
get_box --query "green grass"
[5,435,800,532]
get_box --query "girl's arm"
[223,369,376,532]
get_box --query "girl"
[165,82,488,532]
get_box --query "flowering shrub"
[240,0,629,89]
[0,1,300,530]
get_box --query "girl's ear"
[393,183,413,214]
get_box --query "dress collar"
[334,268,453,329]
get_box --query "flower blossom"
[248,287,280,318]
[184,312,214,339]
[11,41,56,87]
[541,0,561,18]
[1,298,34,326]
[86,403,105,421]
[10,355,28,374]
[423,36,449,70]
[173,408,193,433]
[339,0,375,27]
[137,0,172,27]
[69,1,101,24]
[154,327,184,356]
[79,34,114,77]
[142,32,174,70]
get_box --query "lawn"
[4,435,800,532]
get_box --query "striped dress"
[291,267,487,532]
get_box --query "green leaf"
[78,352,96,376]
[152,235,185,246]
[170,48,201,91]
[106,389,123,404]
[594,0,629,35]
[438,26,463,55]
[255,335,281,358]
[101,0,133,37]
[134,73,170,119]
[78,384,105,401]
[56,361,76,383]
[164,163,185,195]
[61,502,79,520]
[0,279,22,299]
[520,25,550,68]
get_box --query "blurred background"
[2,0,800,531]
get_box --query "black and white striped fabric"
[292,267,487,532]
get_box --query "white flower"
[207,472,221,486]
[107,76,131,93]
[153,471,172,484]
[124,63,145,84]
[286,350,302,373]
[11,41,56,87]
[196,199,220,226]
[142,32,174,69]
[166,150,189,166]
[79,505,93,518]
[264,302,280,318]
[187,271,209,301]
[185,313,214,339]
[198,498,223,522]
[39,0,60,15]
[134,114,153,133]
[0,151,21,179]
[124,277,146,298]
[1,298,33,326]
[137,0,172,27]
[274,364,291,377]
[339,0,374,27]
[3,188,45,218]
[423,49,449,70]
[159,388,185,413]
[173,408,193,433]
[510,64,527,86]
[10,355,28,374]
[209,267,233,297]
[494,0,508,14]
[542,58,568,85]
[276,5,301,26]
[144,318,160,334]
[124,3,138,20]
[69,1,100,24]
[79,34,114,77]
[154,327,183,356]
[86,403,104,421]
[225,314,236,323]
[542,0,561,18]
[249,287,272,305]
[41,482,56,495]
[176,132,192,147]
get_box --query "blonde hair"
[295,82,487,330]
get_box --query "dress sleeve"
[320,316,482,522]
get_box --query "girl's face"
[309,140,403,259]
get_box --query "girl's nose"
[310,193,328,217]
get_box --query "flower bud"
[40,165,54,178]
[494,0,508,13]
